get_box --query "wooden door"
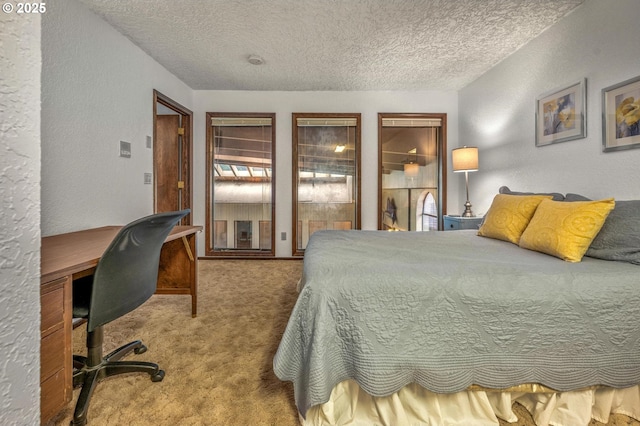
[156,114,181,214]
[153,90,193,225]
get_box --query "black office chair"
[70,209,190,426]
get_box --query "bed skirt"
[300,380,640,426]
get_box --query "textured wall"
[459,0,640,214]
[41,0,193,236]
[0,10,41,426]
[193,90,459,256]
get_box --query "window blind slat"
[211,117,272,126]
[381,118,441,127]
[296,117,358,127]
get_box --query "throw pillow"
[564,193,592,202]
[585,200,640,265]
[478,194,553,244]
[519,198,615,262]
[499,185,565,201]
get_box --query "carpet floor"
[47,259,638,426]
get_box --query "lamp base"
[462,201,474,217]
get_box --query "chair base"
[71,338,164,426]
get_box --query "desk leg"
[183,236,198,318]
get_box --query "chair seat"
[72,274,92,319]
[73,306,89,319]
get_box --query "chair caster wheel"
[134,344,147,355]
[151,369,165,382]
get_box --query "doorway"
[153,90,193,224]
[378,113,447,231]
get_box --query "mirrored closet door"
[378,113,447,231]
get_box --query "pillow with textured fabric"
[585,200,640,265]
[519,198,615,262]
[499,186,565,201]
[564,193,592,202]
[478,194,553,244]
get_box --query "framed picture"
[536,79,586,147]
[602,74,640,152]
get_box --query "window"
[417,191,438,231]
[292,113,361,256]
[206,113,275,256]
[378,113,446,231]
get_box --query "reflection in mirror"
[379,116,443,231]
[293,113,361,255]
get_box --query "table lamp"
[452,146,479,217]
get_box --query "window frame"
[205,112,276,257]
[377,112,447,231]
[292,112,362,256]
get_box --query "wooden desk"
[39,225,201,424]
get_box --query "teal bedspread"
[273,230,640,417]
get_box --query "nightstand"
[443,215,483,231]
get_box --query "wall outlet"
[281,232,287,241]
[144,173,152,184]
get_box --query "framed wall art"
[602,74,640,152]
[536,79,586,147]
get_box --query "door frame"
[153,90,193,224]
[377,112,448,231]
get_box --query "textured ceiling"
[78,0,584,91]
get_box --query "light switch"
[144,173,152,184]
[119,141,131,158]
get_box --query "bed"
[274,195,640,425]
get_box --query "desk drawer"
[40,328,65,382]
[40,275,72,424]
[41,278,65,336]
[41,368,67,422]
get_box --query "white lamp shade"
[452,146,478,172]
[404,162,419,177]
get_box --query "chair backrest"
[87,209,190,331]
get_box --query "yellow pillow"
[478,194,553,244]
[519,198,615,262]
